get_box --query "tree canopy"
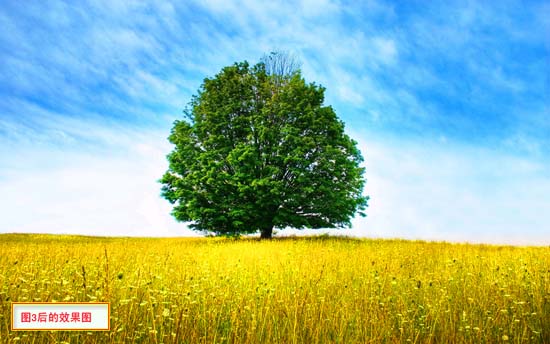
[160,55,368,238]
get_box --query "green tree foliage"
[160,56,368,238]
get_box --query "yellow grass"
[0,234,548,343]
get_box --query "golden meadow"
[0,234,548,343]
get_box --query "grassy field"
[0,234,548,343]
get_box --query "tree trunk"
[260,225,273,239]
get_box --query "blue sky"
[1,0,548,244]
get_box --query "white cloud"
[371,37,398,65]
[338,85,364,105]
[0,128,196,237]
[344,134,550,246]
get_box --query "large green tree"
[160,56,368,238]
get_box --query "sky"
[1,0,549,245]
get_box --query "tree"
[260,51,301,82]
[160,54,368,239]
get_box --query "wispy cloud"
[0,125,195,237]
[347,134,550,246]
